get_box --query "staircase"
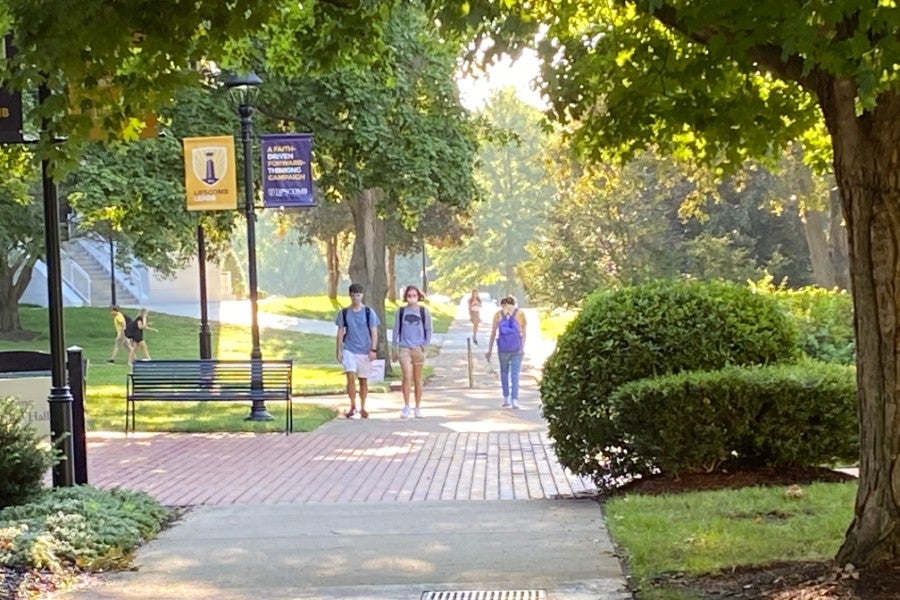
[62,241,140,307]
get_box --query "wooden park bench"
[126,359,293,434]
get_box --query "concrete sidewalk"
[60,315,631,600]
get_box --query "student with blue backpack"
[485,296,527,409]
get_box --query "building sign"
[260,133,315,208]
[183,135,238,211]
[2,377,52,439]
[0,34,23,143]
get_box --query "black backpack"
[124,314,138,337]
[341,306,372,341]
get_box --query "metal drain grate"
[421,592,546,600]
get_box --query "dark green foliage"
[767,285,855,364]
[611,361,858,478]
[0,397,56,508]
[0,486,170,571]
[541,279,799,487]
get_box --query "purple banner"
[260,133,315,208]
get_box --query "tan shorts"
[398,346,426,367]
[469,310,480,325]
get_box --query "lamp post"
[224,71,272,421]
[39,83,75,487]
[197,223,212,359]
[108,237,117,306]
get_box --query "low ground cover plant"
[0,486,171,596]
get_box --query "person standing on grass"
[467,289,482,345]
[126,308,157,365]
[391,285,432,418]
[106,305,132,364]
[485,296,527,409]
[335,282,380,419]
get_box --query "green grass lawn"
[1,306,349,433]
[260,294,459,333]
[539,309,578,341]
[604,482,858,599]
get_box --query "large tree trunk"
[325,235,340,301]
[0,256,38,334]
[801,208,836,288]
[829,185,851,291]
[821,82,900,567]
[347,188,389,366]
[386,247,397,303]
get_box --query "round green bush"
[540,279,799,488]
[0,396,56,508]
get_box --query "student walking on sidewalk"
[486,296,527,409]
[467,289,483,345]
[391,285,432,418]
[335,283,381,418]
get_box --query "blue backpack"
[496,309,522,353]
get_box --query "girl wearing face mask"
[391,285,433,418]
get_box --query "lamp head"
[223,71,263,110]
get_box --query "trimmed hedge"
[765,284,855,364]
[541,279,799,487]
[610,360,858,478]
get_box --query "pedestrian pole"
[467,337,474,388]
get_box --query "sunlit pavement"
[59,305,632,600]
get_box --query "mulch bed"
[656,560,900,599]
[616,466,900,600]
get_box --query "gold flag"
[183,136,238,211]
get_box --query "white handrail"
[60,250,91,305]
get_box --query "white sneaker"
[414,407,422,418]
[401,405,411,419]
[511,399,521,409]
[501,398,511,408]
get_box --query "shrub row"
[541,280,799,485]
[611,360,858,478]
[761,283,855,364]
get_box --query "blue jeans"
[498,351,524,400]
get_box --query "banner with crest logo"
[183,136,238,211]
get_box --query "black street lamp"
[224,71,272,421]
[38,83,75,487]
[197,223,212,360]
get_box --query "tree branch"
[645,3,821,92]
[256,106,350,134]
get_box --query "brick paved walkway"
[82,312,596,507]
[85,429,593,506]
